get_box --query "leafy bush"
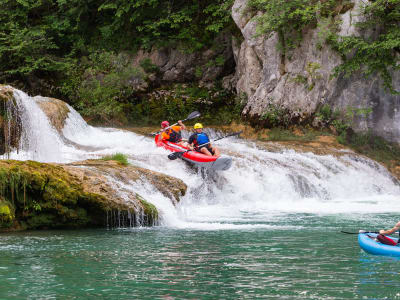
[260,102,291,128]
[61,51,144,124]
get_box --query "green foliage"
[139,58,159,74]
[341,131,400,166]
[98,0,235,51]
[128,83,243,126]
[291,61,322,90]
[265,128,320,142]
[195,66,203,78]
[138,196,158,226]
[101,153,129,166]
[61,51,143,124]
[247,0,347,53]
[0,0,234,92]
[215,55,226,66]
[315,104,340,124]
[249,0,399,92]
[327,0,400,93]
[0,0,75,86]
[0,199,14,227]
[260,102,291,128]
[314,104,373,143]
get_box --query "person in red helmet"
[159,120,187,146]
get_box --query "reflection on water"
[357,254,400,299]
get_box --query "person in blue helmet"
[188,123,220,157]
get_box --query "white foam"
[2,88,400,229]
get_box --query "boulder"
[0,159,187,231]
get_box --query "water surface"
[2,214,400,299]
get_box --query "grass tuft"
[101,153,129,166]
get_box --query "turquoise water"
[1,215,400,299]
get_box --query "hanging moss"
[0,197,14,228]
[138,195,158,226]
[0,160,157,231]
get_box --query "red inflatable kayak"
[155,135,232,171]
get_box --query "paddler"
[159,120,188,146]
[378,221,400,245]
[188,123,220,157]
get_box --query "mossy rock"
[0,160,155,231]
[0,197,14,228]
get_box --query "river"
[1,88,400,298]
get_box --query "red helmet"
[161,121,169,128]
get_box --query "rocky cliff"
[231,0,400,142]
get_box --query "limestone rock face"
[132,34,236,88]
[232,0,400,142]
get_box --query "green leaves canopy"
[0,0,234,85]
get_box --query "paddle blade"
[231,130,243,137]
[168,151,185,160]
[185,111,201,120]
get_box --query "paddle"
[340,230,379,234]
[168,130,243,160]
[149,111,201,136]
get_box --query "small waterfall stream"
[2,88,400,229]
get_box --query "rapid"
[2,88,400,229]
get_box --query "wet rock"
[0,159,186,231]
[35,96,70,132]
[64,160,187,204]
[0,85,22,156]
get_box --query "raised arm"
[178,120,186,130]
[380,221,400,235]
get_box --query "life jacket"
[194,132,209,147]
[163,127,182,143]
[377,234,397,246]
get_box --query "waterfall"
[2,88,400,229]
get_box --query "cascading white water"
[5,90,74,162]
[2,89,400,229]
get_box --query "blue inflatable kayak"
[358,233,400,257]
